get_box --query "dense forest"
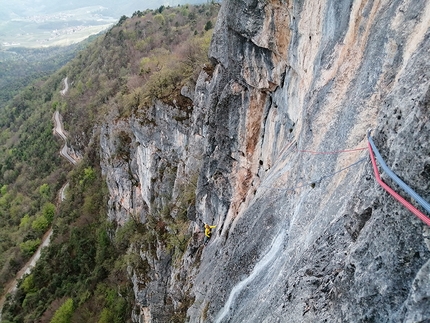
[0,43,90,105]
[0,3,219,322]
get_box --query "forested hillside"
[0,44,87,105]
[57,4,217,149]
[0,74,65,291]
[0,3,219,322]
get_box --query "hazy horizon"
[0,0,207,48]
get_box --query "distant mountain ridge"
[0,0,207,48]
[0,0,206,20]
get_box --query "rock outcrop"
[101,0,430,322]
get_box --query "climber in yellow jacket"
[205,223,216,238]
[204,223,216,244]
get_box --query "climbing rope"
[297,147,367,155]
[262,140,367,194]
[367,132,430,227]
[270,156,367,193]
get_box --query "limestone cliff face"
[100,95,208,321]
[101,0,430,322]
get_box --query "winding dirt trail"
[0,79,76,320]
[53,111,77,165]
[0,229,53,314]
[60,77,69,96]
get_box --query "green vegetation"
[2,154,131,323]
[0,3,218,322]
[50,298,73,323]
[60,2,218,146]
[0,44,85,105]
[0,73,66,293]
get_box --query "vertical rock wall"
[100,98,207,321]
[186,0,430,322]
[100,0,430,321]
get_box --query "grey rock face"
[186,0,430,322]
[101,0,430,322]
[100,98,205,321]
